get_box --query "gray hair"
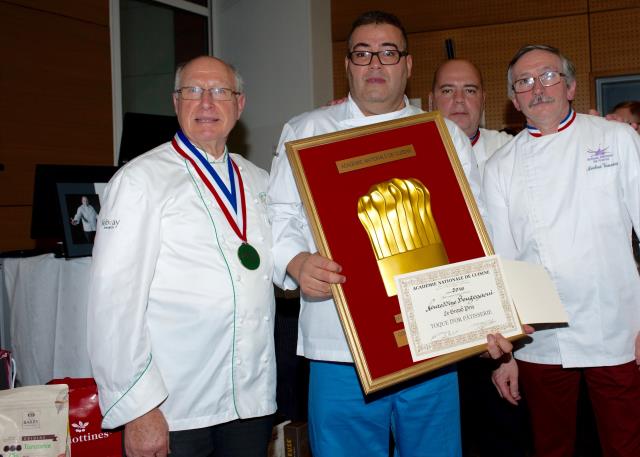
[506,44,576,98]
[173,57,244,93]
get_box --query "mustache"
[529,94,555,108]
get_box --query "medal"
[238,242,260,270]
[172,131,261,270]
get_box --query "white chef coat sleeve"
[267,123,314,290]
[87,169,168,429]
[482,154,519,259]
[444,119,488,219]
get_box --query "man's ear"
[172,93,179,115]
[567,79,577,101]
[428,92,434,111]
[236,93,246,119]
[511,95,522,112]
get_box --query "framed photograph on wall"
[592,72,640,115]
[56,182,107,258]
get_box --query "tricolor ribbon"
[172,131,248,243]
[526,108,576,137]
[470,129,480,146]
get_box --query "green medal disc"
[238,243,260,270]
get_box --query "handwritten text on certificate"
[395,256,522,362]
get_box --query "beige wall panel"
[0,206,35,252]
[410,15,590,131]
[4,0,109,26]
[590,8,640,73]
[589,0,640,11]
[0,2,113,207]
[331,0,587,41]
[333,15,590,131]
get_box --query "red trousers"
[519,360,640,457]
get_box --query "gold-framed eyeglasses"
[512,71,566,93]
[175,86,241,101]
[347,49,409,66]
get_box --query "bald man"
[430,59,530,457]
[429,59,512,181]
[88,56,276,457]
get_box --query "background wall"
[0,0,113,252]
[212,0,333,170]
[1,0,638,251]
[331,0,640,131]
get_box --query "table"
[2,254,93,385]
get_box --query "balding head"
[172,56,246,158]
[429,59,485,137]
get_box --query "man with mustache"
[485,44,640,457]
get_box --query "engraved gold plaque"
[358,178,449,296]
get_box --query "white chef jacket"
[87,141,276,430]
[473,128,512,182]
[73,203,98,231]
[483,113,640,367]
[268,94,484,362]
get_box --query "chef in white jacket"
[269,11,513,457]
[87,56,276,457]
[429,59,512,182]
[486,44,640,457]
[429,58,528,457]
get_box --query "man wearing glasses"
[88,56,276,457]
[268,10,512,457]
[486,45,640,457]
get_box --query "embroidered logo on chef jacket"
[586,145,618,171]
[101,218,120,230]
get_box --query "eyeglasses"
[347,49,409,66]
[174,86,241,101]
[512,71,566,93]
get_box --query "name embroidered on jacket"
[586,145,618,171]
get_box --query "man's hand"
[483,325,533,359]
[287,252,345,299]
[124,408,170,457]
[492,357,521,405]
[326,97,347,106]
[486,333,513,359]
[589,108,639,131]
[635,331,640,370]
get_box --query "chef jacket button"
[263,275,269,281]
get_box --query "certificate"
[286,112,505,393]
[396,256,522,362]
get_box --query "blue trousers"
[308,361,461,457]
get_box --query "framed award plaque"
[286,111,522,394]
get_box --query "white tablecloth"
[3,254,93,385]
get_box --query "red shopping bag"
[49,378,123,457]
